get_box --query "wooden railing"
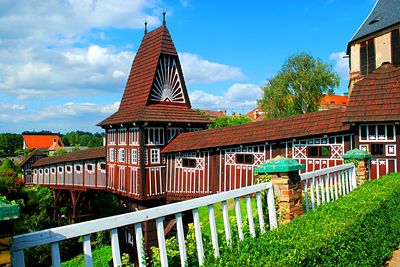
[11,182,277,267]
[300,163,357,211]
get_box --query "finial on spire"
[162,11,166,25]
[144,18,148,35]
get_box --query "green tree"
[258,53,340,119]
[0,133,23,156]
[209,115,252,129]
[52,148,67,156]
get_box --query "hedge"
[205,173,400,266]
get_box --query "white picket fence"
[10,182,277,267]
[300,163,357,211]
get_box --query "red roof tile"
[23,135,64,149]
[32,147,105,167]
[98,25,210,126]
[345,63,400,123]
[320,94,349,107]
[162,108,350,153]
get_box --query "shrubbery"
[205,173,400,266]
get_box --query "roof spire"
[144,18,148,35]
[162,11,166,25]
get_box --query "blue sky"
[0,0,376,133]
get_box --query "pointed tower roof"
[98,25,210,126]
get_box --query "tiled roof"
[345,63,400,123]
[23,135,64,149]
[32,147,105,167]
[200,109,226,119]
[19,149,47,167]
[98,25,210,126]
[163,108,350,153]
[349,0,400,44]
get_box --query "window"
[391,29,400,65]
[371,144,384,156]
[236,154,254,165]
[39,169,43,174]
[360,39,375,76]
[183,158,196,168]
[129,128,139,145]
[118,128,127,145]
[145,128,164,145]
[58,166,63,173]
[99,163,106,171]
[86,164,94,172]
[167,128,183,143]
[109,148,115,162]
[34,169,37,174]
[307,146,331,158]
[107,129,116,144]
[150,149,160,164]
[360,124,396,142]
[75,165,82,172]
[66,166,72,173]
[131,149,138,164]
[45,168,49,174]
[119,148,126,163]
[51,167,56,174]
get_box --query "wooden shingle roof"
[98,25,210,126]
[162,108,350,153]
[32,147,105,167]
[345,63,400,123]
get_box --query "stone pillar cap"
[255,155,305,173]
[343,148,371,159]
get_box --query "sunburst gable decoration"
[150,55,186,103]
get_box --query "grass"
[61,245,112,267]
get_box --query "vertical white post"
[135,223,145,267]
[320,176,325,204]
[256,192,266,234]
[267,187,278,229]
[304,180,309,211]
[246,195,255,237]
[325,174,330,203]
[208,204,220,258]
[110,228,122,267]
[310,176,315,209]
[316,177,320,207]
[234,198,244,240]
[83,235,93,267]
[341,170,345,195]
[11,250,25,267]
[334,172,339,200]
[156,217,168,267]
[51,242,61,267]
[221,200,232,243]
[192,208,204,265]
[175,213,187,267]
[329,173,334,201]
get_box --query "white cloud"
[179,52,245,84]
[0,103,25,111]
[190,83,262,112]
[329,51,349,80]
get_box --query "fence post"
[343,148,371,186]
[256,156,305,223]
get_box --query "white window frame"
[75,164,82,174]
[360,144,369,152]
[131,148,138,164]
[145,128,165,145]
[150,148,160,164]
[39,169,43,174]
[386,144,396,156]
[108,129,116,144]
[86,163,95,173]
[50,167,56,174]
[118,128,127,145]
[66,165,72,173]
[98,162,106,173]
[119,148,126,163]
[34,169,37,175]
[58,166,64,173]
[129,128,139,145]
[45,168,49,174]
[167,128,183,143]
[109,148,115,162]
[359,124,396,142]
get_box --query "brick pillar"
[255,156,305,224]
[355,160,369,185]
[270,171,304,223]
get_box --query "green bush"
[205,173,400,266]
